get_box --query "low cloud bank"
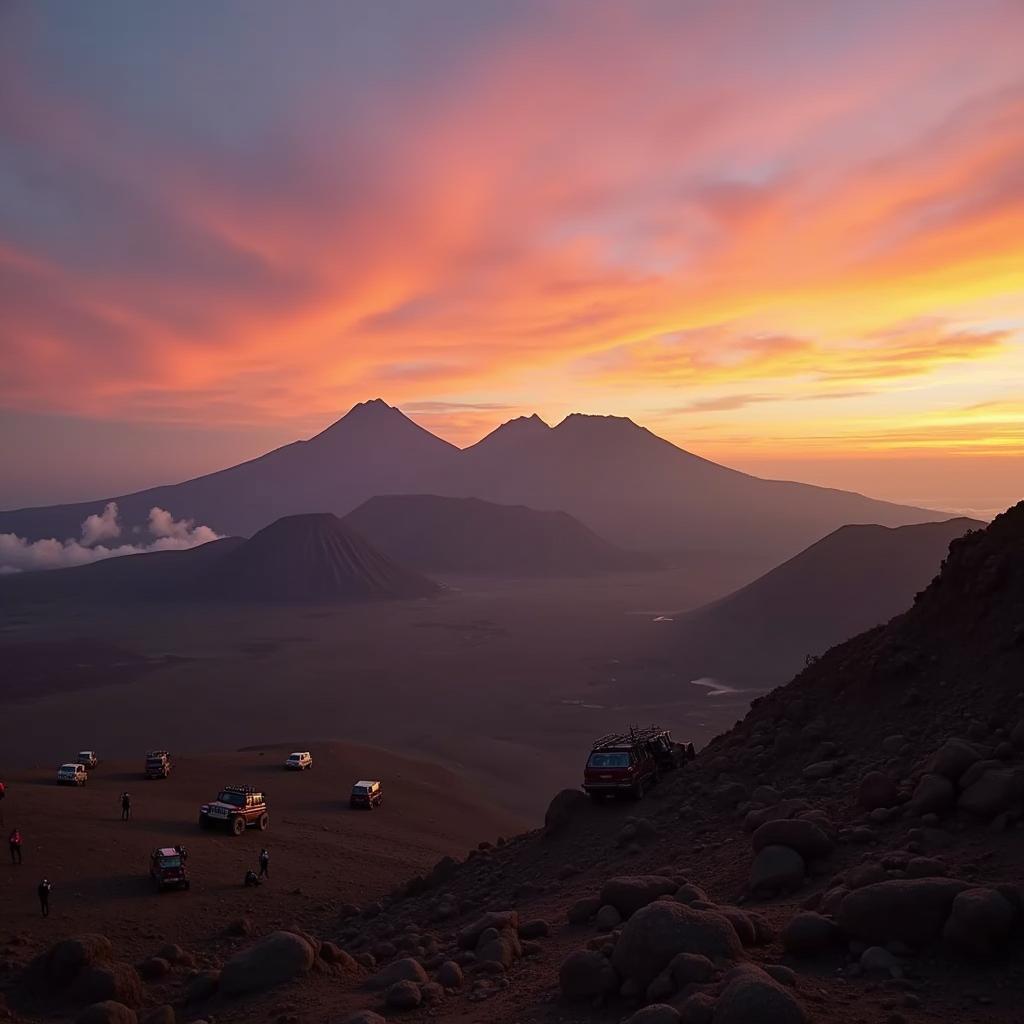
[0,502,222,574]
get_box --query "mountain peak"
[555,412,642,432]
[309,399,458,452]
[466,412,552,453]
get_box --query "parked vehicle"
[57,763,88,786]
[583,726,690,800]
[150,846,190,891]
[144,751,172,779]
[284,751,313,771]
[350,779,383,809]
[77,751,98,770]
[198,785,269,835]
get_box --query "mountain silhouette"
[658,516,983,695]
[0,399,941,570]
[343,494,654,576]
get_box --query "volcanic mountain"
[0,398,940,570]
[0,513,438,605]
[199,512,440,602]
[343,494,654,576]
[659,516,982,694]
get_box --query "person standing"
[120,792,131,822]
[258,847,269,880]
[9,828,22,865]
[38,878,51,917]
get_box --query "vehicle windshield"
[158,855,182,869]
[216,791,246,807]
[353,785,368,794]
[587,752,631,769]
[288,755,302,762]
[59,764,78,772]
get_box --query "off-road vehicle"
[150,846,190,891]
[144,750,172,779]
[57,763,88,786]
[284,751,313,771]
[198,785,269,835]
[77,751,99,770]
[583,725,692,800]
[350,779,382,809]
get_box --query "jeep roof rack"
[145,750,168,757]
[591,725,670,749]
[222,784,259,795]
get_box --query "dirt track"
[0,743,525,966]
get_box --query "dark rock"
[183,969,219,1003]
[838,878,970,946]
[437,960,463,988]
[750,845,805,896]
[220,932,316,995]
[599,876,678,919]
[136,958,170,981]
[669,951,715,986]
[752,820,833,860]
[458,911,518,949]
[958,768,1024,818]
[627,1005,681,1024]
[928,740,981,781]
[366,956,429,990]
[385,979,422,1009]
[544,789,588,836]
[715,906,757,947]
[75,1002,137,1024]
[558,949,617,1000]
[678,992,716,1024]
[781,912,841,955]
[675,883,709,905]
[140,1008,174,1024]
[518,919,549,939]
[611,900,742,990]
[72,964,142,1008]
[45,935,114,989]
[908,774,955,815]
[567,896,601,924]
[942,887,1015,957]
[714,963,808,1024]
[859,772,899,811]
[596,905,622,932]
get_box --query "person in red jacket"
[9,828,23,865]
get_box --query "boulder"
[545,788,588,836]
[752,785,782,805]
[140,1008,175,1024]
[71,964,143,1008]
[611,900,743,990]
[908,773,955,815]
[942,887,1015,957]
[365,956,430,991]
[385,979,422,1010]
[476,931,518,969]
[342,1013,387,1024]
[518,919,549,939]
[838,878,970,946]
[858,771,899,810]
[599,875,678,918]
[627,1005,681,1024]
[183,969,220,1002]
[567,896,602,924]
[679,992,716,1024]
[319,942,357,969]
[458,911,518,948]
[749,845,805,896]
[220,931,316,995]
[713,963,808,1024]
[675,883,709,905]
[751,820,832,860]
[596,905,622,931]
[860,946,900,976]
[436,960,463,988]
[906,856,947,879]
[958,768,1024,819]
[928,739,980,781]
[802,760,837,780]
[715,906,757,947]
[75,1003,137,1024]
[136,957,170,981]
[781,912,841,956]
[46,935,114,988]
[558,949,618,1000]
[669,952,715,986]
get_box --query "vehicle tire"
[230,816,246,836]
[631,780,645,800]
[199,815,210,829]
[258,812,269,831]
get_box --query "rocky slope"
[5,502,1023,1024]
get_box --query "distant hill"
[0,513,439,605]
[343,495,654,576]
[198,513,439,603]
[0,398,942,571]
[661,517,983,693]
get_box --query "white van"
[57,763,88,786]
[284,751,313,771]
[350,779,382,809]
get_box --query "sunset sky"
[1,0,1021,515]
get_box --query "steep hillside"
[0,400,938,571]
[344,494,653,575]
[661,516,982,693]
[200,512,440,602]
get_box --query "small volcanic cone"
[203,513,439,602]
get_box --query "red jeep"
[583,726,691,800]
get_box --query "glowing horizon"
[1,0,1021,512]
